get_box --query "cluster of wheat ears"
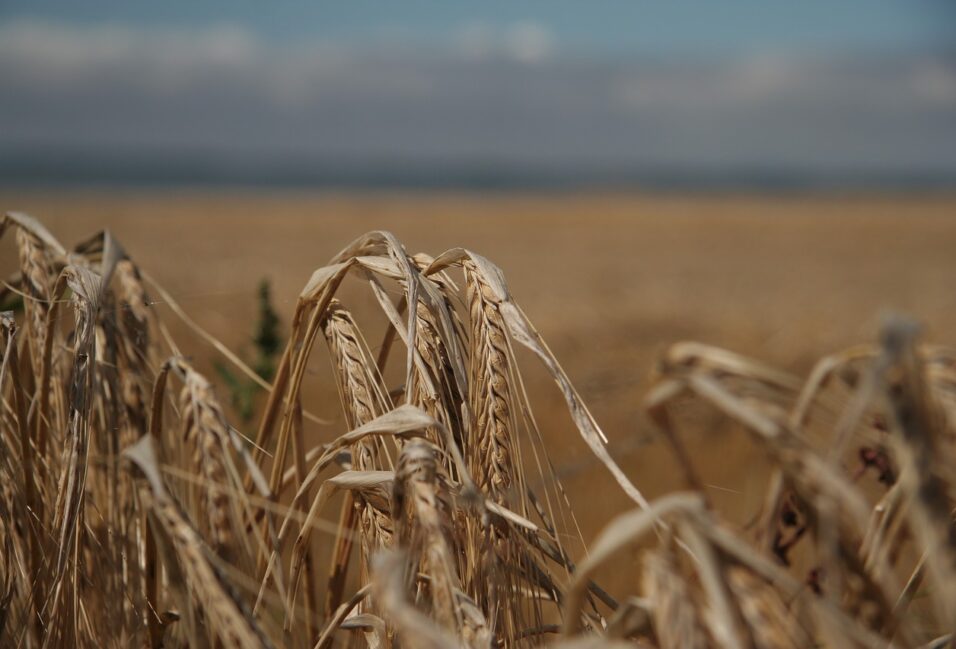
[1,212,955,649]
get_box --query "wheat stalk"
[2,214,955,649]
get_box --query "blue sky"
[3,0,953,54]
[1,1,954,185]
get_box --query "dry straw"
[1,213,955,648]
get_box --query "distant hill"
[2,150,954,191]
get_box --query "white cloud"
[0,20,259,76]
[913,60,956,104]
[505,23,554,64]
[456,21,554,63]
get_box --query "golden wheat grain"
[174,359,236,556]
[642,545,709,649]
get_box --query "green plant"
[215,278,282,423]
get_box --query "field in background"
[3,188,955,594]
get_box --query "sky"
[1,1,954,186]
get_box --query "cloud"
[504,23,554,64]
[0,19,953,182]
[456,21,554,63]
[0,21,260,85]
[912,60,956,104]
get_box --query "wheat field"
[1,192,956,648]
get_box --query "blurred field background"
[3,189,954,594]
